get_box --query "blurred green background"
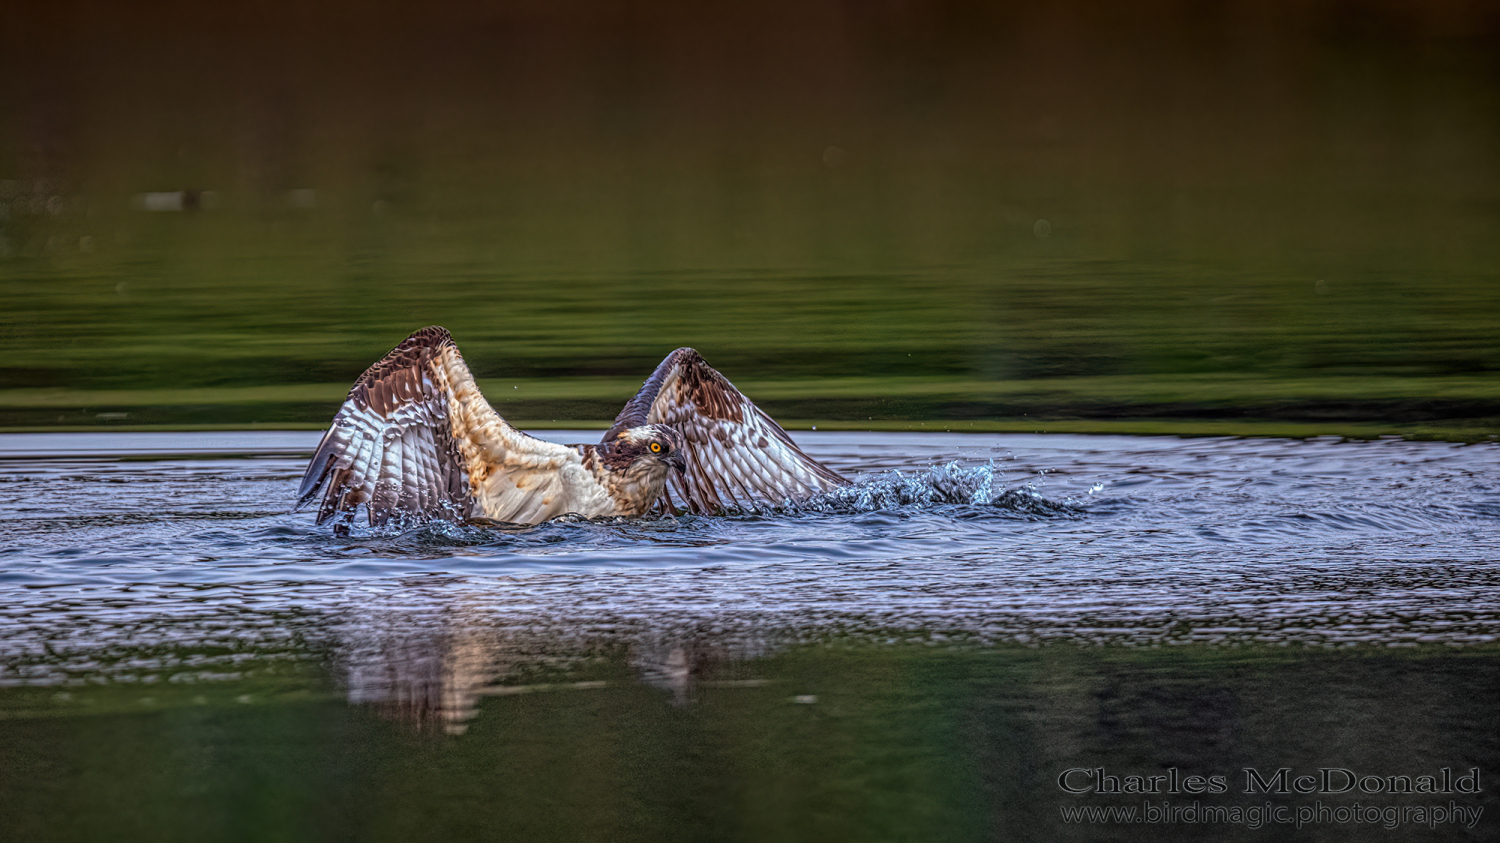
[2,0,1498,437]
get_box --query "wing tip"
[405,325,453,346]
[293,439,337,510]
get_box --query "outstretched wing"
[606,348,847,515]
[296,327,579,527]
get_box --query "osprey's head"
[606,424,687,475]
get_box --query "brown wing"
[606,348,847,515]
[296,327,578,528]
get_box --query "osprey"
[296,327,847,528]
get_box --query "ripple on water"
[0,432,1498,687]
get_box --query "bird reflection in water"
[333,595,772,733]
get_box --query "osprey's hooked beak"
[668,452,687,474]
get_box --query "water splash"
[796,461,1081,518]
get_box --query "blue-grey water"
[3,431,1498,687]
[4,432,1500,843]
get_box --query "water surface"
[2,431,1498,841]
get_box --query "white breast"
[555,461,620,517]
[473,449,619,524]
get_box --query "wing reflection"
[331,592,774,732]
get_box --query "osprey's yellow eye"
[650,442,662,453]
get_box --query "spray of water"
[793,460,1079,517]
